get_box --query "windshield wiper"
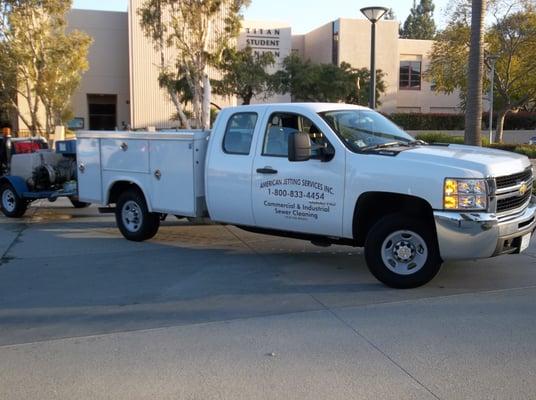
[361,140,423,151]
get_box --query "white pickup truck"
[76,103,536,288]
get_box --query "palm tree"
[464,0,487,146]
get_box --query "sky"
[73,0,451,34]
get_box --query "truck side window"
[223,112,258,155]
[263,113,333,159]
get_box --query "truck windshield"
[319,110,416,152]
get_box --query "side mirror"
[288,131,311,162]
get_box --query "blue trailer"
[0,136,89,218]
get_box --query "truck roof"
[227,103,371,113]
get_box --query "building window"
[399,61,421,90]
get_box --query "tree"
[212,46,275,105]
[38,30,91,136]
[384,8,397,21]
[487,10,536,142]
[0,0,91,138]
[340,63,386,107]
[400,0,437,39]
[464,0,487,146]
[427,2,536,143]
[273,54,386,105]
[138,0,250,130]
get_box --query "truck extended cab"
[76,103,536,288]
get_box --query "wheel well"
[353,192,436,246]
[108,181,144,205]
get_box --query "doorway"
[88,94,117,130]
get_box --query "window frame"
[399,61,422,91]
[221,112,258,156]
[261,112,334,160]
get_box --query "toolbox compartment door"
[77,137,103,203]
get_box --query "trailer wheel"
[364,213,442,289]
[0,183,27,218]
[69,197,91,209]
[115,189,159,241]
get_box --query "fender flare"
[0,176,29,197]
[105,179,153,212]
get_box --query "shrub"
[415,133,489,146]
[490,144,536,158]
[415,133,536,157]
[483,111,536,130]
[390,112,536,131]
[390,113,465,130]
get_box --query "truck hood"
[398,144,531,177]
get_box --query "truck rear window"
[223,113,258,155]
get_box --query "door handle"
[256,167,278,174]
[78,163,85,173]
[154,169,162,180]
[120,142,128,151]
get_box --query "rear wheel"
[0,183,27,218]
[115,189,160,241]
[364,213,442,289]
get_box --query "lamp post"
[487,55,499,144]
[361,6,389,109]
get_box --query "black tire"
[115,188,160,241]
[0,183,27,218]
[69,197,91,209]
[364,213,442,289]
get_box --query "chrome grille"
[497,190,532,213]
[494,167,533,216]
[496,168,532,189]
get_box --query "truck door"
[251,111,345,237]
[205,111,261,226]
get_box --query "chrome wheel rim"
[381,230,428,275]
[121,200,143,232]
[2,188,16,213]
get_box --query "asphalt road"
[1,199,536,399]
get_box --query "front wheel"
[0,183,27,218]
[115,188,160,241]
[364,214,442,289]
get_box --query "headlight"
[444,178,488,210]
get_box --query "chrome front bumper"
[434,196,536,260]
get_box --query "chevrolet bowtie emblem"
[519,182,528,196]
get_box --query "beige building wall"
[397,39,460,114]
[294,18,461,114]
[302,22,333,64]
[291,35,305,58]
[129,0,237,129]
[68,10,130,129]
[338,18,400,113]
[238,20,292,103]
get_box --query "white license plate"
[520,233,532,253]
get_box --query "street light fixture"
[361,6,389,109]
[486,54,499,144]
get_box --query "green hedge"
[415,133,489,146]
[415,133,536,158]
[489,144,536,158]
[390,112,536,131]
[483,111,536,130]
[390,113,465,130]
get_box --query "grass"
[415,133,536,158]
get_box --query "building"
[291,18,460,114]
[18,5,461,132]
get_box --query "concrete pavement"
[1,199,536,399]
